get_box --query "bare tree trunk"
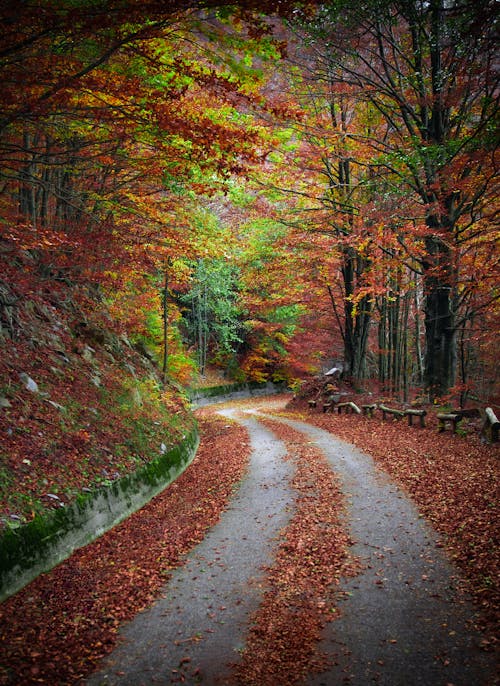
[342,248,371,380]
[423,234,457,398]
[377,297,388,388]
[162,263,169,384]
[414,281,424,385]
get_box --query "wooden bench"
[437,408,481,434]
[323,402,333,413]
[405,408,427,428]
[337,401,361,415]
[379,404,405,421]
[362,403,377,417]
[482,407,499,443]
[437,413,460,433]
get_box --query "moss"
[0,426,199,602]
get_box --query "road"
[86,397,496,686]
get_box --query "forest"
[0,2,498,682]
[1,0,498,402]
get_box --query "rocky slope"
[0,243,193,532]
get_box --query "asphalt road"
[85,399,496,686]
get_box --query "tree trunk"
[342,248,371,380]
[423,235,457,399]
[378,297,388,387]
[162,264,169,384]
[414,282,424,385]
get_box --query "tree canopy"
[0,0,498,402]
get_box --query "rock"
[74,321,109,345]
[119,333,132,347]
[0,396,11,408]
[124,362,137,377]
[19,373,38,393]
[82,345,95,362]
[46,400,65,411]
[131,387,143,406]
[133,339,156,361]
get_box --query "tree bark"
[423,234,457,398]
[162,263,169,384]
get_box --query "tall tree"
[289,0,499,397]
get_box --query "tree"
[178,258,243,376]
[288,0,499,397]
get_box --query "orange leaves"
[0,416,252,685]
[231,417,356,685]
[303,406,499,639]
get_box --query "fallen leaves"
[225,417,359,686]
[291,405,499,643]
[0,394,497,685]
[0,415,251,686]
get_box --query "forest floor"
[0,394,498,685]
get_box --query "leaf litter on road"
[0,394,497,685]
[221,414,360,686]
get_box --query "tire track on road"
[86,411,295,686]
[266,414,495,686]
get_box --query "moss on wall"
[0,427,199,602]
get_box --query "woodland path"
[86,398,495,686]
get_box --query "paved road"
[272,415,495,686]
[86,401,496,686]
[86,410,296,685]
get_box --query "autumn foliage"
[0,396,497,684]
[0,1,498,679]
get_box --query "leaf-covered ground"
[227,416,360,685]
[0,415,251,686]
[283,401,499,646]
[0,395,498,685]
[0,273,193,530]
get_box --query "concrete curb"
[0,427,199,602]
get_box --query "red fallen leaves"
[225,417,360,686]
[293,407,499,642]
[0,416,251,686]
[1,394,497,685]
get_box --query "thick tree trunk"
[423,235,457,398]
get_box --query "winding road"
[86,398,496,686]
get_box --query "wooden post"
[405,409,427,428]
[379,404,405,420]
[436,413,459,433]
[484,407,499,443]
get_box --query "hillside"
[0,242,193,533]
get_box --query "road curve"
[85,411,295,685]
[258,413,495,686]
[86,400,496,686]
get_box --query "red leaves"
[299,407,500,641]
[228,417,358,685]
[0,416,251,686]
